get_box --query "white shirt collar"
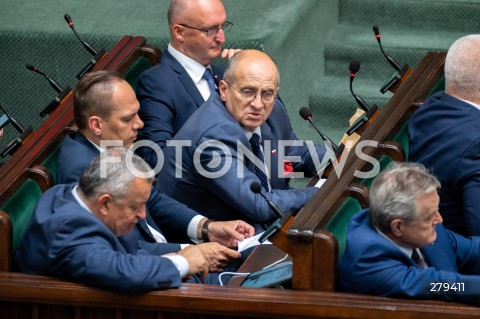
[71,185,92,213]
[375,227,413,258]
[244,126,262,142]
[168,43,211,85]
[458,97,480,112]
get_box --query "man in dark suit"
[136,0,239,168]
[156,50,326,228]
[56,71,254,274]
[339,163,480,304]
[16,148,241,292]
[408,34,480,236]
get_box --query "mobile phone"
[240,262,292,288]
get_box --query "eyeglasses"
[179,21,233,38]
[224,80,277,103]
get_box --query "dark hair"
[74,70,124,130]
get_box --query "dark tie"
[411,249,426,268]
[249,133,269,192]
[202,68,216,93]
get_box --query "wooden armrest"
[25,165,54,192]
[0,212,12,272]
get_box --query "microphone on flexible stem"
[373,25,401,71]
[349,60,370,112]
[25,64,72,117]
[64,14,98,56]
[64,13,106,79]
[299,107,339,153]
[250,182,283,219]
[372,25,410,94]
[0,104,25,133]
[0,103,33,158]
[26,64,63,94]
[346,60,379,136]
[249,181,293,243]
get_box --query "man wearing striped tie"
[339,162,480,305]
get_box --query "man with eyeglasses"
[135,0,239,168]
[156,50,327,230]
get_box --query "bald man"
[156,50,326,230]
[136,0,239,167]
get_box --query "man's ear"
[88,116,102,136]
[172,25,185,43]
[97,194,113,216]
[390,219,404,237]
[219,80,228,102]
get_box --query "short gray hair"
[445,34,480,99]
[369,162,440,234]
[79,147,153,201]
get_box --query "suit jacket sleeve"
[195,122,317,224]
[148,187,199,243]
[48,214,182,293]
[136,70,178,168]
[457,137,480,235]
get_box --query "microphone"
[64,14,98,56]
[0,104,25,133]
[373,25,401,71]
[26,64,63,94]
[0,103,33,157]
[249,181,294,243]
[25,64,71,117]
[64,13,106,79]
[299,107,338,152]
[250,182,283,219]
[349,60,370,112]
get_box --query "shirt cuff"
[188,215,205,243]
[163,255,189,278]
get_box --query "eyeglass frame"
[178,21,233,37]
[223,80,277,103]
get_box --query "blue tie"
[202,68,216,93]
[411,249,426,268]
[249,133,269,192]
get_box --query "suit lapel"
[164,50,206,108]
[260,123,284,190]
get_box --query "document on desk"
[237,232,272,252]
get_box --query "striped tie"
[202,68,216,93]
[249,133,269,192]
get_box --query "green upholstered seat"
[1,180,42,252]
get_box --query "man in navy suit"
[156,50,326,228]
[136,0,239,168]
[56,71,255,274]
[408,34,480,236]
[339,163,480,304]
[16,148,241,292]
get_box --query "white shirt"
[168,44,213,101]
[376,227,428,266]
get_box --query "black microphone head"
[25,64,35,71]
[64,14,73,24]
[373,25,379,36]
[349,60,361,74]
[299,107,312,120]
[250,181,262,194]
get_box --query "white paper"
[315,177,327,188]
[237,232,272,252]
